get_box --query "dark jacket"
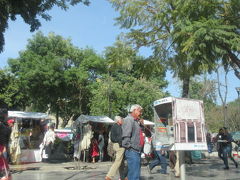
[0,122,11,146]
[110,123,122,145]
[222,133,234,148]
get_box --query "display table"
[20,149,41,163]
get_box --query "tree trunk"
[182,75,190,98]
[216,66,229,127]
[220,43,240,80]
[56,107,59,129]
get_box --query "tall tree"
[188,77,217,105]
[0,69,27,109]
[89,73,167,120]
[89,40,168,119]
[109,0,240,98]
[8,32,105,127]
[0,0,90,53]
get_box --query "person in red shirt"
[90,138,99,163]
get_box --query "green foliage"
[205,99,240,132]
[0,69,27,109]
[205,105,224,132]
[105,40,136,71]
[8,32,105,126]
[5,32,167,126]
[227,99,240,131]
[109,0,240,96]
[89,73,167,120]
[188,77,217,105]
[0,0,90,52]
[5,31,168,126]
[91,40,168,120]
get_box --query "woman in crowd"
[90,137,99,163]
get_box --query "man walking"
[221,127,238,170]
[122,104,144,180]
[148,134,168,175]
[105,116,127,180]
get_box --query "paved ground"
[10,157,240,180]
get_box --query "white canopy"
[144,120,155,126]
[8,111,48,119]
[76,115,115,124]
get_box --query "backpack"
[107,141,115,158]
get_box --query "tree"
[89,73,167,120]
[0,0,90,53]
[187,76,219,131]
[205,100,240,132]
[105,39,168,86]
[216,65,230,127]
[89,40,168,120]
[172,0,240,79]
[188,77,217,106]
[226,100,240,132]
[0,69,27,109]
[8,32,105,127]
[109,0,240,98]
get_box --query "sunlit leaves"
[0,0,90,52]
[109,0,240,80]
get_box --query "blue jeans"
[125,149,141,180]
[149,150,168,174]
[207,143,213,153]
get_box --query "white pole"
[179,151,186,180]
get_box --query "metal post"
[179,151,186,180]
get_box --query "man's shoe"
[105,176,112,180]
[223,167,229,170]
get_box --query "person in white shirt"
[41,123,56,162]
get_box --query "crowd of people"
[104,104,177,180]
[1,103,240,180]
[104,105,240,180]
[0,106,56,180]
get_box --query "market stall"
[8,111,50,163]
[73,115,114,162]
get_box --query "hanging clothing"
[9,122,21,164]
[80,124,93,150]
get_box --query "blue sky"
[0,0,239,103]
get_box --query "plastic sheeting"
[8,111,48,119]
[75,115,114,124]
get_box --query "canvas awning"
[8,111,48,119]
[76,115,115,124]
